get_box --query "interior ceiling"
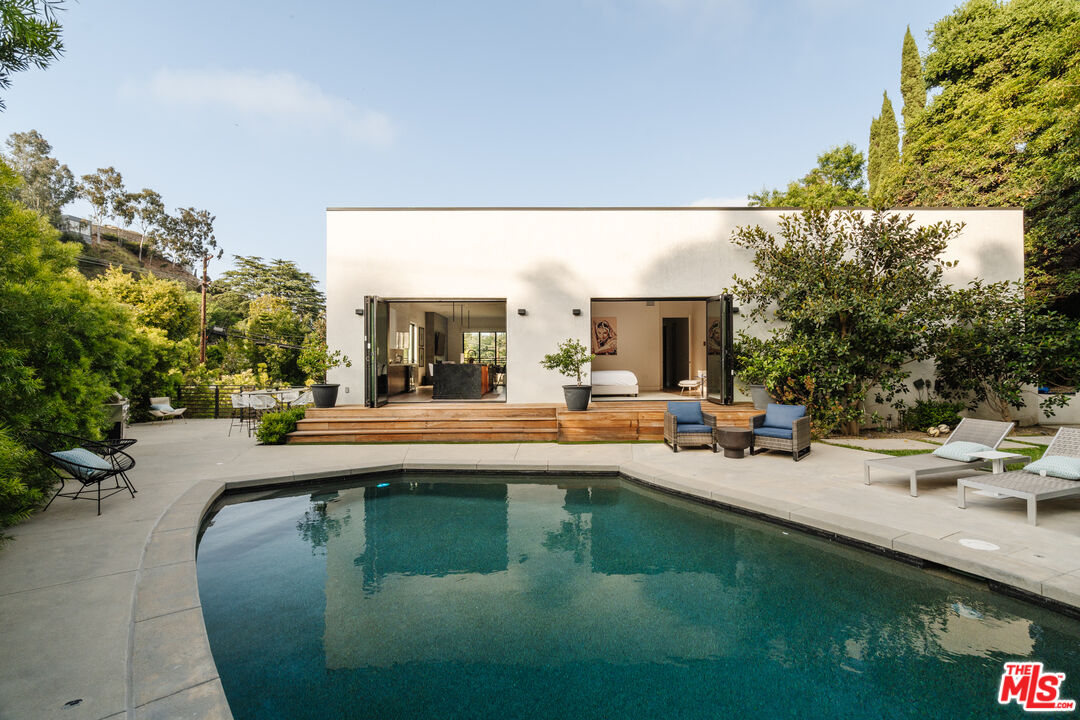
[389,300,505,324]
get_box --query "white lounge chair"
[864,418,1014,496]
[148,396,186,423]
[958,427,1080,526]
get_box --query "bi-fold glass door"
[364,296,389,407]
[705,294,734,405]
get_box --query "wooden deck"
[287,400,761,444]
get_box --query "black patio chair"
[24,429,136,516]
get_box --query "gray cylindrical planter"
[311,384,340,408]
[563,385,592,411]
[749,384,771,410]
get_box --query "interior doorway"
[661,317,690,389]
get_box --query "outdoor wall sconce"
[517,308,527,316]
[355,308,364,316]
[572,308,582,316]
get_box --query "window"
[461,331,506,367]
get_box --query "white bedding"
[592,370,638,387]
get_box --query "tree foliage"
[899,25,926,135]
[748,144,869,208]
[89,265,199,342]
[895,0,1080,312]
[78,166,125,245]
[2,129,74,224]
[116,188,164,262]
[867,92,900,201]
[214,255,325,321]
[933,280,1080,421]
[0,0,64,110]
[729,209,962,436]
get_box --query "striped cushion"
[50,448,111,480]
[932,441,992,462]
[1023,455,1080,481]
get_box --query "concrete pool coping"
[3,419,1080,720]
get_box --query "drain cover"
[958,538,1000,551]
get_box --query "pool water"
[197,475,1080,720]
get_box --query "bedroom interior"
[589,299,710,401]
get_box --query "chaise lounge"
[958,427,1080,526]
[148,396,186,422]
[863,417,1014,497]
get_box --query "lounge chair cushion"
[754,425,793,440]
[932,441,993,462]
[1023,455,1080,480]
[676,423,712,435]
[50,448,112,480]
[763,403,806,429]
[149,403,175,413]
[667,402,703,427]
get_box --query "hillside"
[61,217,200,287]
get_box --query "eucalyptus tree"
[78,166,125,246]
[117,188,164,261]
[0,0,64,110]
[1,129,75,225]
[164,207,222,362]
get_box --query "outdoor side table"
[715,426,752,459]
[969,450,1028,474]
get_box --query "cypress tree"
[900,26,925,135]
[868,92,899,198]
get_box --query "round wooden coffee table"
[715,426,752,459]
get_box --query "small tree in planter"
[540,338,595,411]
[298,334,351,408]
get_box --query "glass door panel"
[706,294,734,404]
[365,296,390,407]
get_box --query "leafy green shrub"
[256,407,306,445]
[903,400,964,431]
[0,427,48,539]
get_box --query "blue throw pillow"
[150,403,173,412]
[763,403,806,429]
[50,448,112,480]
[1023,455,1080,480]
[667,402,703,426]
[931,441,993,462]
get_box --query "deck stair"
[287,401,760,444]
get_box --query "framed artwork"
[592,317,617,355]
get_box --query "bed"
[591,370,639,397]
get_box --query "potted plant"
[299,334,352,408]
[540,338,595,411]
[733,340,772,410]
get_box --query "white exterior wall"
[326,208,1025,407]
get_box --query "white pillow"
[932,441,993,462]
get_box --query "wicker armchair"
[749,403,811,461]
[663,401,719,453]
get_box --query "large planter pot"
[749,384,771,410]
[311,383,340,408]
[563,385,592,411]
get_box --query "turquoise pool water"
[197,475,1080,720]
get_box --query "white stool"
[678,379,701,396]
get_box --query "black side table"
[715,426,752,459]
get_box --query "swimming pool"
[197,474,1080,719]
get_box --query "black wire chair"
[24,429,136,516]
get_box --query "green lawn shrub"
[903,399,964,431]
[256,407,306,445]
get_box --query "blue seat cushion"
[667,402,703,426]
[754,425,793,440]
[677,423,712,434]
[50,448,112,480]
[763,403,806,429]
[150,403,175,412]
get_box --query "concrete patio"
[1,419,1078,720]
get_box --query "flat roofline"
[327,205,1025,212]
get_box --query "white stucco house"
[326,206,1042,421]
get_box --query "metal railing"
[176,385,251,419]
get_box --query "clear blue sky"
[2,0,960,286]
